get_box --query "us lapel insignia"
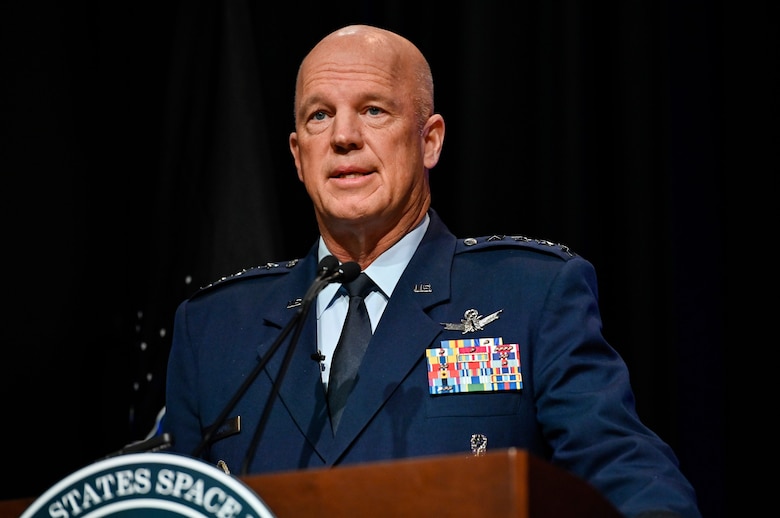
[441,308,503,334]
[413,283,432,293]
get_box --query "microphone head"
[337,261,361,283]
[317,255,339,275]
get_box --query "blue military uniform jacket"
[164,209,700,517]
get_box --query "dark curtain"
[4,1,768,516]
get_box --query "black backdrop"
[4,1,770,516]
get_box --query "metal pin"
[470,433,487,456]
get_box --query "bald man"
[164,25,701,518]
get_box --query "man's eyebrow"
[296,95,328,119]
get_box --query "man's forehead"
[299,58,402,98]
[304,43,399,75]
[298,81,398,110]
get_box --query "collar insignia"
[413,283,432,293]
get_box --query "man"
[163,24,701,517]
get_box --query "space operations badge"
[426,337,523,395]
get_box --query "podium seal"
[21,452,275,517]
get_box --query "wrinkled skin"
[289,25,445,269]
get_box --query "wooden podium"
[3,448,621,517]
[246,448,620,517]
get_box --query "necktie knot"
[344,272,375,299]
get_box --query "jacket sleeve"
[162,299,205,459]
[532,256,701,518]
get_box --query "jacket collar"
[260,209,456,463]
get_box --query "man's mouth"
[334,170,373,179]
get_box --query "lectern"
[245,448,621,517]
[4,448,621,517]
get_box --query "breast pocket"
[425,390,523,417]
[424,340,524,417]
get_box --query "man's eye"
[366,107,383,116]
[311,111,327,121]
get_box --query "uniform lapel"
[257,211,458,464]
[328,213,457,458]
[275,308,336,456]
[257,250,337,460]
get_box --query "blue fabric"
[164,209,700,518]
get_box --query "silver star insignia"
[441,308,503,334]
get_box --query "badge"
[441,308,503,334]
[470,433,488,456]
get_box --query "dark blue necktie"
[328,273,376,433]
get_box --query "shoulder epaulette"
[196,258,302,292]
[454,234,576,260]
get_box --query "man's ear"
[422,114,445,169]
[289,132,304,182]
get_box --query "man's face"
[289,37,432,237]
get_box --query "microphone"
[299,255,341,306]
[239,258,361,473]
[317,254,340,279]
[326,260,361,284]
[191,256,358,465]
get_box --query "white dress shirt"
[315,214,430,386]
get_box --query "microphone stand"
[190,304,306,459]
[191,258,335,458]
[190,257,359,465]
[239,261,360,474]
[239,291,314,474]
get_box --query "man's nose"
[330,112,363,151]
